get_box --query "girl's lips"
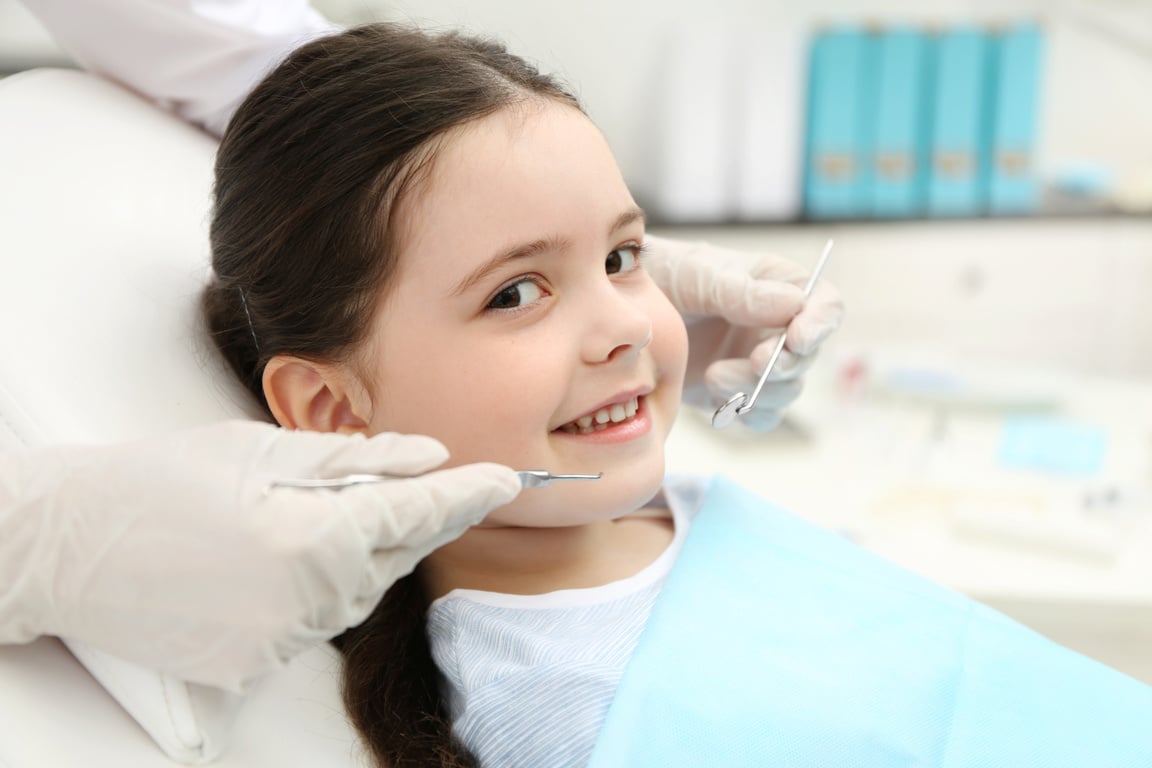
[552,395,652,443]
[556,395,640,434]
[554,386,652,431]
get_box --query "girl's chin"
[482,467,665,528]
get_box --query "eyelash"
[606,241,648,275]
[484,276,547,313]
[483,241,647,313]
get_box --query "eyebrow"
[449,206,647,297]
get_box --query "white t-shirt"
[426,475,706,767]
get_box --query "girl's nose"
[582,286,653,364]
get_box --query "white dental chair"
[0,69,368,766]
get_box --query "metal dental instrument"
[270,470,603,492]
[711,238,835,430]
[515,470,603,488]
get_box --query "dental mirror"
[711,239,835,430]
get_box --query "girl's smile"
[553,391,651,442]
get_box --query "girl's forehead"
[417,104,624,223]
[437,101,604,176]
[390,101,632,285]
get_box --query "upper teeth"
[562,396,640,434]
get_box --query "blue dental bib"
[590,477,1152,767]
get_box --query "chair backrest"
[0,69,361,766]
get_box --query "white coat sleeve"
[18,0,340,137]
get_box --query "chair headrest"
[0,68,265,451]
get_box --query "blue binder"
[803,27,875,218]
[926,27,992,216]
[988,23,1044,214]
[870,27,930,217]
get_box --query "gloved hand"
[646,235,845,430]
[0,420,519,691]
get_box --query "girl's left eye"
[485,278,544,311]
[605,244,644,275]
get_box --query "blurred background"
[8,2,1149,375]
[3,0,1151,679]
[4,1,1152,226]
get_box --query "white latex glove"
[0,420,519,691]
[646,235,845,430]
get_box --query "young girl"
[203,22,1152,768]
[203,23,693,767]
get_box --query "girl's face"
[357,101,688,527]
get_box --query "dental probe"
[711,238,835,429]
[270,470,603,492]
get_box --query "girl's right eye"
[485,278,544,311]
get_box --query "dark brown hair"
[202,23,581,767]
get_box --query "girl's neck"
[421,509,674,601]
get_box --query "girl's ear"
[263,355,371,435]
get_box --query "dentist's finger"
[644,237,806,326]
[737,407,787,432]
[783,282,844,356]
[689,266,805,328]
[346,463,523,609]
[704,359,804,410]
[353,462,522,552]
[263,428,452,479]
[747,338,818,382]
